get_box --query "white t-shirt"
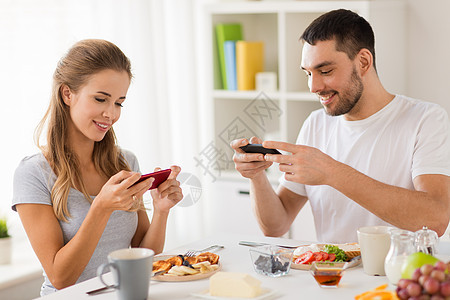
[280,95,450,243]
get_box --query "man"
[230,9,450,243]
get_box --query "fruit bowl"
[249,245,293,277]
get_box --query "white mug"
[97,248,154,300]
[357,226,392,276]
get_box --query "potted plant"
[0,216,11,264]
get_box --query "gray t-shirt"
[12,149,140,296]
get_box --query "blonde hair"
[35,39,133,222]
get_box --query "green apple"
[401,252,440,279]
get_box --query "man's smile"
[318,92,337,105]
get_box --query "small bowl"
[249,245,294,277]
[310,261,348,288]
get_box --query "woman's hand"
[150,165,183,214]
[94,170,154,212]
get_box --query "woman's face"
[63,69,130,144]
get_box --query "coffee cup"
[97,248,154,300]
[357,226,392,276]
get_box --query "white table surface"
[35,233,450,300]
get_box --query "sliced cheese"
[293,244,321,256]
[210,272,262,298]
[338,243,360,252]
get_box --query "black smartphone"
[239,144,281,155]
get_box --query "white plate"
[191,288,277,300]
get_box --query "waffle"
[184,256,199,265]
[165,255,183,266]
[196,252,220,264]
[152,260,172,273]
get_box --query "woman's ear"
[61,84,72,105]
[358,48,373,76]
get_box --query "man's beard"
[324,67,363,116]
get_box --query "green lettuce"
[323,245,348,262]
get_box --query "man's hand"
[231,137,273,179]
[263,141,338,186]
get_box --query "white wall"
[406,0,450,114]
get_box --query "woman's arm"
[17,202,112,289]
[132,166,183,253]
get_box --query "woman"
[12,39,183,296]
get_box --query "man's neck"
[344,74,395,121]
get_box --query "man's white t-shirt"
[280,95,450,243]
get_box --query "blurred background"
[0,0,449,298]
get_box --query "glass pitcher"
[384,229,416,285]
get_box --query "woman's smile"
[93,120,110,131]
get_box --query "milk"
[384,256,407,285]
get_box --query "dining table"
[34,232,450,300]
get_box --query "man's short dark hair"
[300,9,376,70]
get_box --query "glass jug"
[415,226,438,256]
[384,229,416,285]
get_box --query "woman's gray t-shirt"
[12,150,140,296]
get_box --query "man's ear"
[61,84,72,105]
[357,48,373,76]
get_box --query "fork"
[184,244,224,257]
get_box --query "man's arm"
[249,172,308,237]
[329,163,450,235]
[264,141,450,236]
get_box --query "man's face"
[301,40,363,117]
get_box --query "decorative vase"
[0,237,12,264]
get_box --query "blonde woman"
[12,39,183,296]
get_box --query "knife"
[345,255,362,269]
[238,241,302,249]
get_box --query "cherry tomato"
[315,253,323,261]
[328,253,336,262]
[320,252,329,261]
[295,251,315,264]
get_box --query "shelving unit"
[199,1,373,178]
[196,0,406,240]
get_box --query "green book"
[215,23,243,89]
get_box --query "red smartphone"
[132,169,171,190]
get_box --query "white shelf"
[212,90,318,102]
[212,89,280,100]
[286,92,317,102]
[0,238,41,290]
